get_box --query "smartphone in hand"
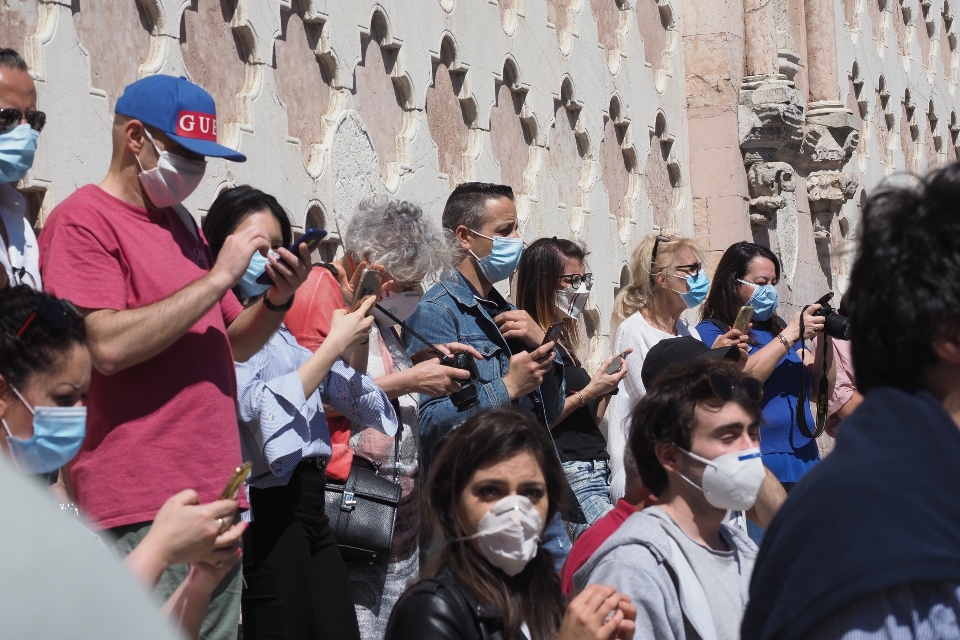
[220,462,253,500]
[541,321,564,347]
[733,306,755,334]
[350,267,383,313]
[606,350,630,375]
[256,229,328,285]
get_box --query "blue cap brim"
[169,133,246,162]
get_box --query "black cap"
[640,337,741,388]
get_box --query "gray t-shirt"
[647,506,753,640]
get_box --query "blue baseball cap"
[115,75,246,162]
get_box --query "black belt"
[298,456,329,471]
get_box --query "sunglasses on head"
[0,108,46,133]
[649,235,671,279]
[14,299,82,339]
[702,372,764,403]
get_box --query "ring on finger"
[217,517,227,533]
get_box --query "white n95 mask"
[677,447,765,511]
[459,494,543,576]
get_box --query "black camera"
[442,351,481,410]
[812,292,850,340]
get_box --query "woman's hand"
[408,359,472,397]
[264,242,312,307]
[558,584,637,640]
[583,350,633,399]
[326,296,376,351]
[410,342,484,364]
[784,304,825,344]
[335,260,395,308]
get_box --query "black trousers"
[241,461,361,640]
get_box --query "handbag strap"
[796,310,828,439]
[390,398,403,483]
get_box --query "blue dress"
[696,321,819,483]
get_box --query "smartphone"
[220,461,253,500]
[733,305,755,334]
[541,321,564,346]
[606,350,630,375]
[350,267,383,313]
[256,229,328,284]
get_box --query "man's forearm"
[227,299,285,362]
[84,272,230,375]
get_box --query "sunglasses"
[0,108,46,133]
[14,299,82,339]
[559,273,593,289]
[650,235,671,278]
[703,372,764,403]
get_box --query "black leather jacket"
[384,571,524,640]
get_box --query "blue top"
[404,272,565,472]
[696,321,819,480]
[235,325,397,489]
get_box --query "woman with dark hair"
[385,409,636,640]
[203,186,398,640]
[515,238,630,539]
[0,285,246,640]
[696,242,824,494]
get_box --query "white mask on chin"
[136,128,207,208]
[555,282,590,320]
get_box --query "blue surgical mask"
[0,124,39,184]
[738,279,779,320]
[2,385,86,474]
[666,270,710,308]
[238,251,274,298]
[468,229,524,284]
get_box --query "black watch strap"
[264,292,295,312]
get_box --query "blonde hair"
[612,234,706,326]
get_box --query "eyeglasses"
[559,273,593,289]
[0,108,46,133]
[703,372,763,403]
[650,235,671,278]
[11,267,37,289]
[14,299,82,339]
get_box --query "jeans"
[541,511,572,573]
[562,459,615,541]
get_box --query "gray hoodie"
[572,507,758,640]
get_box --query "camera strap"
[374,304,449,361]
[796,308,828,439]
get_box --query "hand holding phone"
[541,321,564,347]
[606,350,631,375]
[733,306,755,334]
[256,229,328,284]
[350,267,383,313]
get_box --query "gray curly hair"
[342,196,458,284]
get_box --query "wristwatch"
[264,293,295,312]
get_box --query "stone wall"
[2,0,957,366]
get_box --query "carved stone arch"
[274,0,339,175]
[635,0,678,91]
[548,76,593,233]
[352,6,417,192]
[588,0,630,74]
[869,0,889,56]
[547,0,583,56]
[925,99,941,168]
[900,88,919,171]
[600,95,641,242]
[894,0,912,65]
[843,0,864,35]
[875,75,895,168]
[645,111,682,234]
[179,0,254,151]
[426,33,481,188]
[949,111,960,162]
[498,0,523,36]
[848,61,870,169]
[304,201,341,262]
[943,2,959,85]
[490,58,539,220]
[917,0,936,69]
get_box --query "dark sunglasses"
[15,299,82,338]
[704,372,764,403]
[559,273,593,289]
[0,108,46,133]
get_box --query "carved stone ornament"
[800,100,861,170]
[746,161,795,226]
[807,170,858,242]
[739,74,805,164]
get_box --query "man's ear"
[124,119,146,157]
[455,225,473,251]
[931,331,960,366]
[655,441,682,475]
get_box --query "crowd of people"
[3,45,960,640]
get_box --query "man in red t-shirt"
[39,75,310,639]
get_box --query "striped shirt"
[235,325,396,490]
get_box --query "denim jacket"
[404,272,565,468]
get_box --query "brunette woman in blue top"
[696,242,824,492]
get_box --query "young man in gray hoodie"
[573,359,764,640]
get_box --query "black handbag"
[324,400,403,565]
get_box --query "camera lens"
[824,312,850,340]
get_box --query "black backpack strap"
[313,262,339,278]
[704,317,731,335]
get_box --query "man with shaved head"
[39,75,310,639]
